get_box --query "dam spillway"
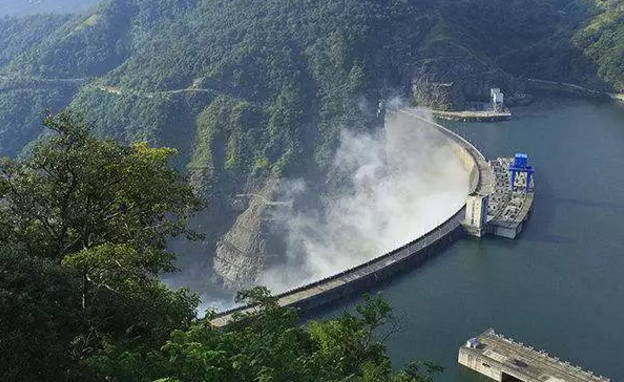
[210,109,534,327]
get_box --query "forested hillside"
[573,0,624,92]
[0,0,99,16]
[3,1,624,380]
[0,0,622,295]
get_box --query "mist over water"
[166,108,471,313]
[258,109,470,293]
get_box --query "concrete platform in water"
[433,109,512,122]
[459,329,610,382]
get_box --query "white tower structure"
[464,194,489,237]
[490,88,504,112]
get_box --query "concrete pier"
[459,329,610,382]
[433,109,512,122]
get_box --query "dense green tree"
[101,288,443,382]
[0,112,202,380]
[573,0,624,91]
[0,110,202,260]
[0,14,71,66]
[0,245,82,382]
[0,0,98,17]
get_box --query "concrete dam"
[210,109,534,327]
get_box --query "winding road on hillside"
[0,74,252,103]
[0,74,87,84]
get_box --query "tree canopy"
[0,113,441,382]
[0,111,202,261]
[98,288,444,382]
[0,112,202,380]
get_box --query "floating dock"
[459,329,610,382]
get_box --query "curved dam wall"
[211,109,486,327]
[395,109,484,195]
[397,109,493,198]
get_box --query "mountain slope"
[573,0,624,92]
[0,0,100,16]
[0,0,620,294]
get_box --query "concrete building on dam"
[459,329,610,382]
[464,153,535,239]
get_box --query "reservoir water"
[313,98,624,382]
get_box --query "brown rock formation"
[212,177,278,291]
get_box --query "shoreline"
[524,78,624,102]
[429,78,624,123]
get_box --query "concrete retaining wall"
[210,109,487,327]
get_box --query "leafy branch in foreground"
[0,111,203,381]
[0,110,203,261]
[148,289,443,382]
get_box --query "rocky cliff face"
[410,40,517,110]
[212,177,279,291]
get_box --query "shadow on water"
[520,177,576,245]
[298,240,461,322]
[457,366,493,382]
[524,233,574,245]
